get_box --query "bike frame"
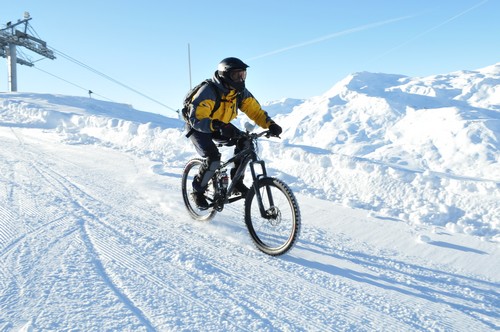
[182,130,300,256]
[216,133,275,218]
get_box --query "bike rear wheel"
[244,177,301,256]
[181,158,217,221]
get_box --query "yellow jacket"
[187,74,273,133]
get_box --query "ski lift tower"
[0,12,55,91]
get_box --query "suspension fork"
[249,160,275,218]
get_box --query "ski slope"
[0,126,497,331]
[0,63,499,331]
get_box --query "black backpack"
[181,79,243,137]
[180,79,221,123]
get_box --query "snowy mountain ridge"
[276,63,499,177]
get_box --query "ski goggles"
[229,69,247,82]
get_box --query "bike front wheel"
[181,158,217,221]
[244,177,301,256]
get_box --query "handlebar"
[217,130,279,147]
[243,130,280,140]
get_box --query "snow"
[0,63,499,331]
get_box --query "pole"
[188,43,192,89]
[7,44,17,91]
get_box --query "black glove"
[212,120,240,138]
[268,122,283,136]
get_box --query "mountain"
[276,64,500,179]
[268,63,499,236]
[0,63,498,331]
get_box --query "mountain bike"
[181,129,301,256]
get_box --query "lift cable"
[32,65,116,102]
[48,47,178,113]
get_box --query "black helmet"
[217,57,249,92]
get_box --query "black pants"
[189,126,244,180]
[189,129,224,161]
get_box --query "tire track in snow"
[15,138,250,330]
[0,215,83,328]
[74,192,314,330]
[132,179,396,331]
[86,204,293,329]
[0,133,30,251]
[285,226,495,331]
[0,130,159,329]
[170,221,405,331]
[23,158,159,330]
[151,193,480,332]
[148,166,334,325]
[0,128,70,250]
[81,204,259,331]
[30,148,308,330]
[0,205,20,252]
[118,205,358,330]
[77,216,156,331]
[105,167,408,330]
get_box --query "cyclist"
[185,57,283,209]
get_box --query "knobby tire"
[181,158,217,221]
[244,177,301,256]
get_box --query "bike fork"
[249,161,275,218]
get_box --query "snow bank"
[0,63,498,240]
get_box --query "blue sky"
[1,0,498,117]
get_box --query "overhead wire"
[27,22,178,113]
[33,66,115,102]
[49,47,177,112]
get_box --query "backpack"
[181,79,221,123]
[181,79,243,138]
